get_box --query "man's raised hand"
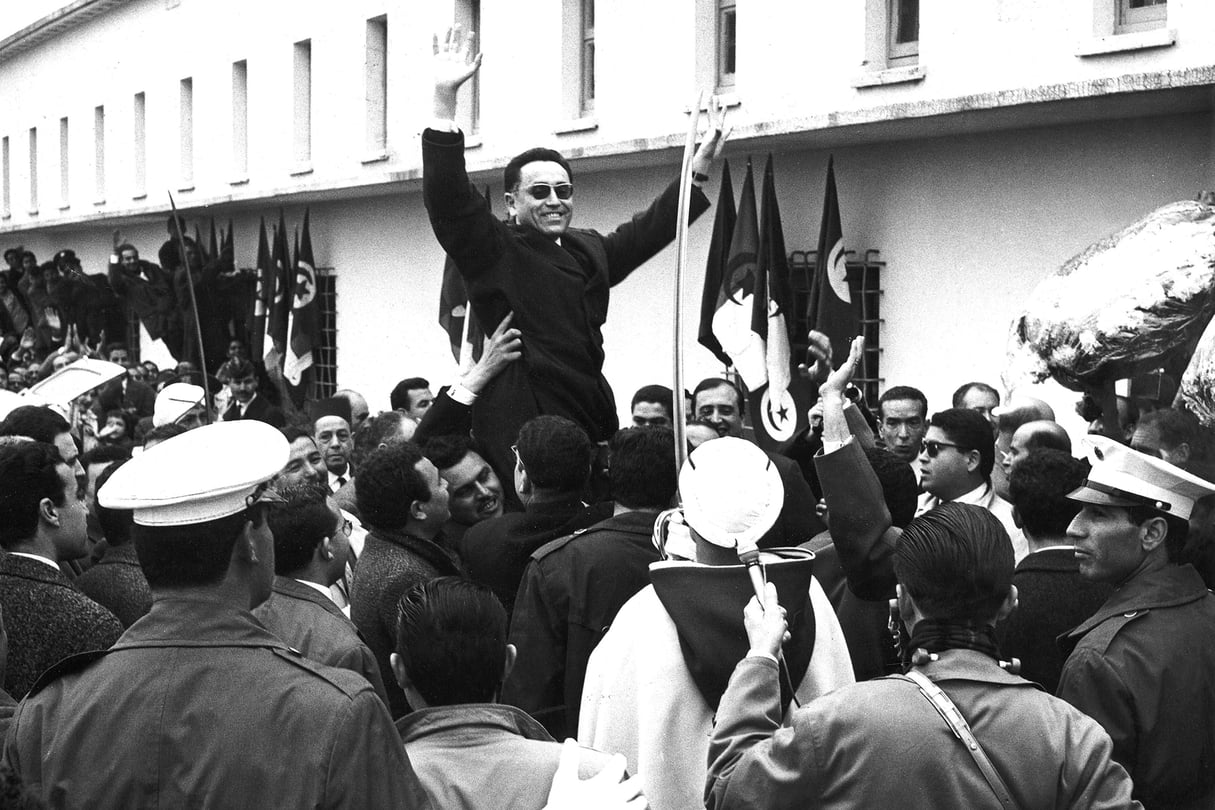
[432,25,482,120]
[819,334,865,399]
[690,95,732,178]
[462,311,523,395]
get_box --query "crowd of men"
[0,26,1212,810]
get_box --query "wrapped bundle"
[1180,314,1215,426]
[1007,199,1215,392]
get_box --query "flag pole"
[673,91,704,476]
[168,192,212,424]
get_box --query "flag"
[710,159,766,390]
[267,209,291,361]
[207,218,219,265]
[748,153,808,448]
[438,186,489,365]
[284,208,319,391]
[698,159,735,367]
[807,156,861,370]
[250,217,271,359]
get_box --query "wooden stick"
[168,192,212,424]
[672,90,704,477]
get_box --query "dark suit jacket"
[504,509,662,740]
[423,128,710,500]
[0,553,123,699]
[221,393,285,428]
[97,377,156,419]
[253,576,388,706]
[458,498,612,618]
[75,543,152,629]
[764,451,826,548]
[996,547,1112,694]
[349,529,463,718]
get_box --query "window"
[580,0,595,114]
[232,60,248,179]
[312,267,338,399]
[59,117,69,208]
[28,127,38,215]
[133,92,146,198]
[180,77,194,188]
[790,249,884,405]
[1117,0,1166,33]
[293,39,312,169]
[888,0,918,65]
[94,105,105,202]
[717,0,736,89]
[365,17,388,154]
[453,3,480,133]
[2,136,10,219]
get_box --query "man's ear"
[1011,504,1023,530]
[1140,515,1169,554]
[994,584,1019,624]
[516,465,533,496]
[39,497,60,528]
[503,191,517,220]
[409,499,427,522]
[965,449,981,475]
[319,534,334,562]
[503,643,518,684]
[390,652,409,691]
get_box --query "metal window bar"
[788,248,884,407]
[311,266,338,400]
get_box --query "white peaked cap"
[98,420,288,526]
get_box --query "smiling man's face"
[507,161,574,239]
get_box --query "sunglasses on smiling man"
[519,183,574,201]
[921,439,969,458]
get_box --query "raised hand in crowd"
[431,25,482,120]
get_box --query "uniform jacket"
[0,553,122,699]
[579,560,854,810]
[504,509,661,739]
[706,650,1141,810]
[1058,564,1215,809]
[996,546,1112,694]
[422,128,709,498]
[75,543,152,629]
[457,498,610,617]
[350,528,463,718]
[220,393,286,428]
[3,596,431,810]
[396,703,616,810]
[253,575,388,706]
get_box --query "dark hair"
[864,446,918,529]
[503,147,572,192]
[692,377,746,417]
[1008,450,1086,539]
[280,425,315,445]
[630,384,674,414]
[104,342,129,358]
[94,459,133,547]
[0,442,66,548]
[1136,408,1203,454]
[267,484,334,575]
[516,416,592,492]
[878,386,927,420]
[356,441,430,531]
[0,405,71,444]
[80,444,131,470]
[143,423,188,448]
[395,577,507,705]
[894,503,1013,623]
[609,427,677,510]
[951,382,999,409]
[352,411,415,469]
[390,378,430,411]
[134,512,248,588]
[930,408,996,479]
[423,434,477,471]
[218,357,256,383]
[21,251,36,265]
[116,243,138,257]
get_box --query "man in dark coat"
[505,426,675,739]
[108,242,183,359]
[457,416,609,617]
[997,449,1111,693]
[4,421,430,808]
[350,441,461,719]
[1058,436,1215,809]
[423,30,726,502]
[219,357,285,428]
[0,440,122,699]
[96,343,156,419]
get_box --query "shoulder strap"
[899,669,1021,810]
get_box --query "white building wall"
[1,0,1213,441]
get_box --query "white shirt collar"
[8,552,60,572]
[294,578,341,605]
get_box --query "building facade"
[1,0,1212,433]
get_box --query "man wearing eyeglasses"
[423,27,728,505]
[917,408,1023,561]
